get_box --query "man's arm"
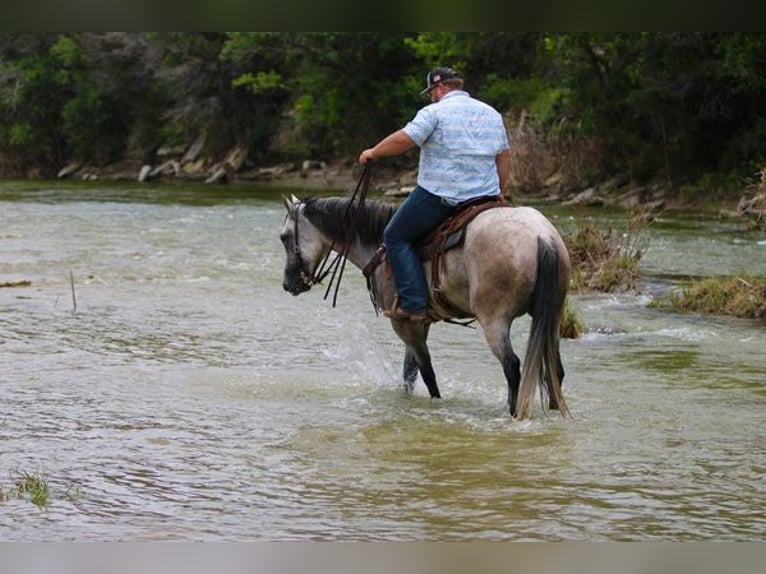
[359,130,416,164]
[495,149,511,194]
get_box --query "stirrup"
[382,297,428,322]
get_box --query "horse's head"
[279,195,332,296]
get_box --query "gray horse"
[279,195,571,419]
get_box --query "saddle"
[363,195,512,321]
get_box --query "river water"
[1,182,764,541]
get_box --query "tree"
[0,33,68,173]
[224,32,421,159]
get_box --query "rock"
[182,133,207,163]
[563,187,604,207]
[258,163,297,177]
[598,172,630,194]
[302,159,326,171]
[57,162,83,179]
[149,160,180,178]
[617,192,640,209]
[157,144,185,158]
[138,165,152,182]
[205,164,233,184]
[615,186,646,209]
[181,159,205,175]
[224,146,248,171]
[543,172,563,189]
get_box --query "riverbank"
[41,153,754,218]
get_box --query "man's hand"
[359,149,376,164]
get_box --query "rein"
[295,165,372,307]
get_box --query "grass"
[736,166,766,228]
[0,466,84,508]
[14,471,50,507]
[565,212,649,293]
[507,120,607,194]
[651,275,766,319]
[560,298,586,339]
[563,213,765,320]
[0,469,51,508]
[555,212,650,339]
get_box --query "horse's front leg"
[392,321,441,399]
[411,344,440,399]
[402,349,418,394]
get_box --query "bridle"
[289,166,372,307]
[289,200,333,289]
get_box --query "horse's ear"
[291,193,300,205]
[282,195,294,212]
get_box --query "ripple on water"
[1,191,765,541]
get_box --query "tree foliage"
[1,32,765,187]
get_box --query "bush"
[507,118,607,195]
[565,213,648,293]
[652,275,766,319]
[559,298,586,339]
[737,166,766,228]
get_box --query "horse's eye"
[279,230,290,245]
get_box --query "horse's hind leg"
[481,319,521,416]
[544,349,565,410]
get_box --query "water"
[1,182,764,541]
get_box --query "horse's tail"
[515,237,570,420]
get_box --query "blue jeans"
[383,186,459,313]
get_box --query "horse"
[279,194,571,419]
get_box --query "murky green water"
[1,182,764,540]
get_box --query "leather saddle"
[363,195,511,320]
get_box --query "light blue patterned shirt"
[403,90,510,203]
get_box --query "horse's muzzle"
[283,274,312,296]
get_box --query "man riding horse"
[283,67,569,418]
[358,67,511,322]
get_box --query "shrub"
[565,213,648,293]
[652,275,766,319]
[560,298,586,339]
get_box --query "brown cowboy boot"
[383,296,428,322]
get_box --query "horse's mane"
[302,197,397,247]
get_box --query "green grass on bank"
[650,275,766,319]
